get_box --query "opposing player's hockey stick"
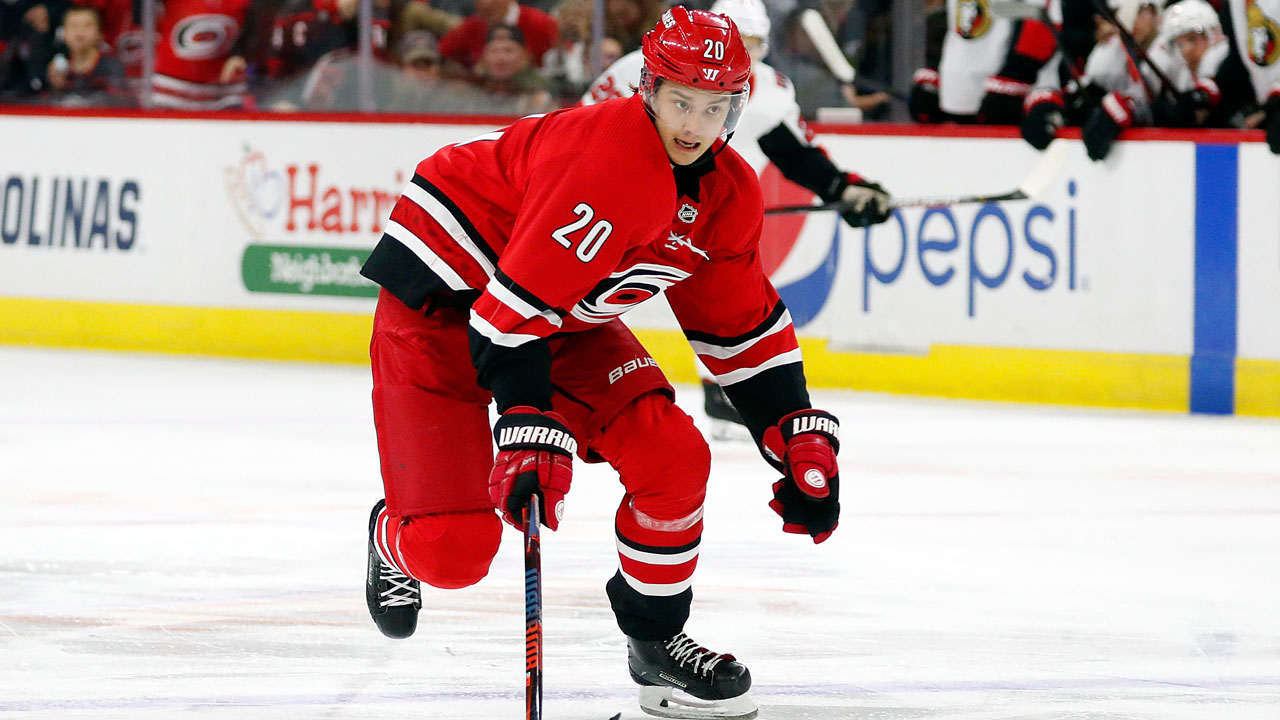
[525,495,543,720]
[1088,0,1179,105]
[991,1,1176,105]
[764,140,1070,214]
[800,9,856,84]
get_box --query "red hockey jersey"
[361,94,803,416]
[151,0,250,109]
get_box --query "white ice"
[1,346,1278,719]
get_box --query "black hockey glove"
[1067,81,1108,121]
[763,410,841,544]
[1083,92,1134,162]
[1265,94,1280,155]
[977,76,1031,125]
[908,68,942,123]
[836,175,892,228]
[1162,80,1218,128]
[1021,91,1065,150]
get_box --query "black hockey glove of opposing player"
[1021,91,1065,150]
[908,68,943,123]
[978,76,1031,125]
[488,406,575,531]
[1265,94,1280,155]
[1083,92,1134,162]
[836,175,892,228]
[763,410,840,544]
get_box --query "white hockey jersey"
[938,0,1020,113]
[1228,0,1280,103]
[1151,28,1231,96]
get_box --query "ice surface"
[1,347,1278,719]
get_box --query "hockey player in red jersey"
[359,6,841,718]
[151,0,252,110]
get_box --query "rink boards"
[0,111,1276,416]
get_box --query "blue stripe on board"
[1190,144,1238,415]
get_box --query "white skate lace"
[665,633,726,677]
[379,565,419,608]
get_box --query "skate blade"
[638,686,757,719]
[709,420,752,443]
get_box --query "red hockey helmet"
[640,6,751,139]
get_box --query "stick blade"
[1017,140,1070,200]
[799,9,855,83]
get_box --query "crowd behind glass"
[2,0,1276,155]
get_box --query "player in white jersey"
[1149,0,1238,128]
[1226,0,1280,152]
[582,0,893,437]
[909,0,1059,124]
[1021,0,1171,160]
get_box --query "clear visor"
[641,70,750,141]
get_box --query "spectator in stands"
[0,0,66,99]
[541,0,590,99]
[400,0,464,39]
[150,0,252,110]
[44,5,127,106]
[603,0,662,52]
[257,0,393,85]
[439,0,558,70]
[75,0,145,95]
[385,28,491,112]
[769,7,889,120]
[468,23,553,112]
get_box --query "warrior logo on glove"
[489,407,576,532]
[764,409,841,543]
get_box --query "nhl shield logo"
[677,203,698,223]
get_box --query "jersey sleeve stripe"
[712,348,804,385]
[484,275,563,329]
[615,539,700,566]
[469,312,544,348]
[493,268,562,315]
[382,220,472,292]
[682,300,788,348]
[615,528,702,555]
[617,568,694,597]
[404,175,499,273]
[686,307,793,360]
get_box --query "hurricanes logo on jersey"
[956,0,992,39]
[171,14,240,61]
[572,263,690,323]
[1246,3,1280,66]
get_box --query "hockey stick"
[799,9,908,107]
[764,139,1069,214]
[525,496,622,720]
[1089,0,1179,105]
[800,9,855,84]
[525,495,543,720]
[993,0,1175,104]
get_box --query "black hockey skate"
[627,632,756,719]
[365,500,421,639]
[701,380,750,442]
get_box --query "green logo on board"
[242,244,377,297]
